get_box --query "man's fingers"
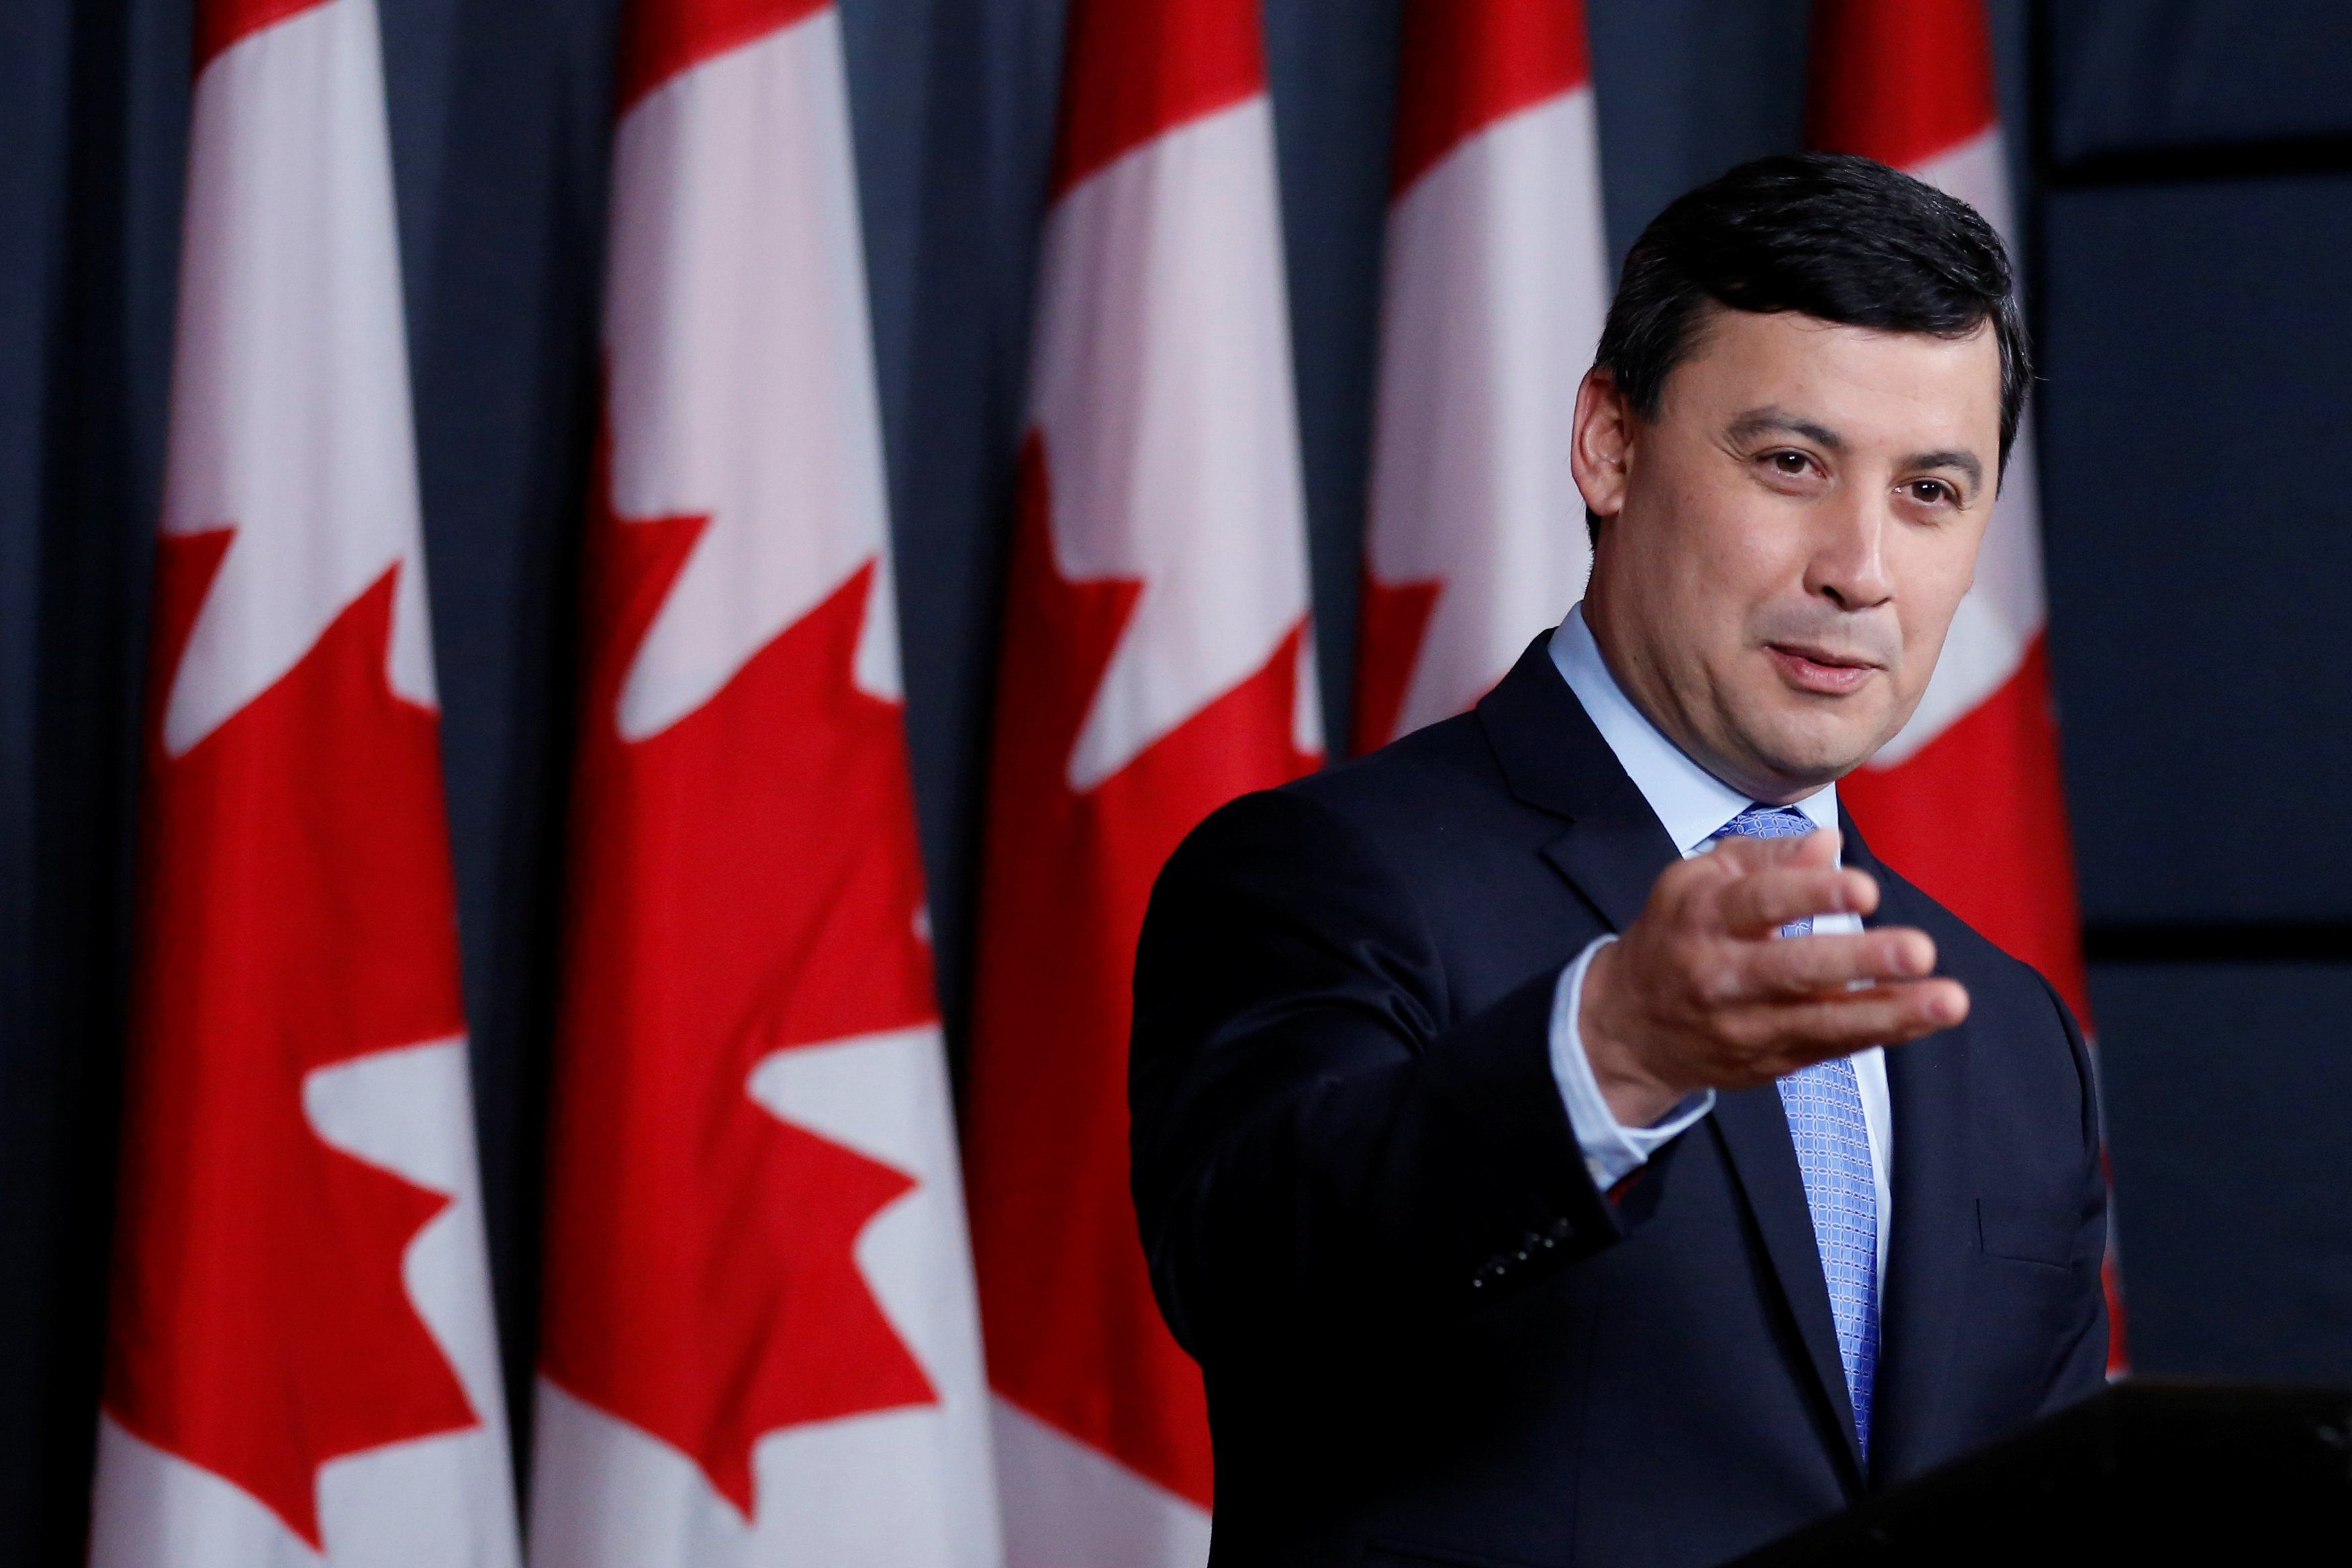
[1728,977,1970,1071]
[1704,824,1840,875]
[1715,864,1879,936]
[1739,928,1936,997]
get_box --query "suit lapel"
[1540,817,1667,933]
[1844,814,1973,1487]
[1711,1086,1865,1477]
[1477,636,1679,932]
[1477,637,1866,1479]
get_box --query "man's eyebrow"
[1907,448,1985,492]
[1725,408,1844,450]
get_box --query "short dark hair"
[1591,152,2029,532]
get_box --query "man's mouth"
[1765,641,1881,696]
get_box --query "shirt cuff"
[1548,934,1715,1191]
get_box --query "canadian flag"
[1806,0,2124,1370]
[526,2,1002,1564]
[1805,0,2087,1019]
[89,1,521,1565]
[961,0,1321,1561]
[1356,0,1612,750]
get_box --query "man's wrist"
[1579,942,1689,1128]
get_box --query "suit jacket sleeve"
[1130,787,1627,1363]
[2036,967,2114,1412]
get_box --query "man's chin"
[1732,712,1888,795]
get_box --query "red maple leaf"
[537,444,941,1518]
[104,530,481,1549]
[962,435,1317,1508]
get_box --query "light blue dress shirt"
[1546,603,1893,1279]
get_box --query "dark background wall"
[1,0,2346,1557]
[2030,0,2352,1385]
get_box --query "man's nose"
[1805,487,1897,611]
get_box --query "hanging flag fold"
[963,1,1321,1562]
[91,2,522,1563]
[528,3,1003,1564]
[1357,0,1613,752]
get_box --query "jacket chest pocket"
[1976,1196,2079,1269]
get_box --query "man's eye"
[1769,450,1810,475]
[1907,479,1955,504]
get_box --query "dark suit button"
[1548,1217,1572,1239]
[1469,1277,1485,1290]
[1514,1249,1531,1263]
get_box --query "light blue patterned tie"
[1711,805,1880,1459]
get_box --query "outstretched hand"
[1578,826,1968,1128]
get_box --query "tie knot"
[1711,804,1817,842]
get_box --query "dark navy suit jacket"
[1129,635,2109,1568]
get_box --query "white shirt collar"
[1548,602,1836,856]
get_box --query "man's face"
[1571,307,2002,803]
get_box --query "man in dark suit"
[1129,153,2108,1568]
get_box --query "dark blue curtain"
[1,0,188,1555]
[5,0,2349,1558]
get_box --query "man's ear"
[1571,366,1634,524]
